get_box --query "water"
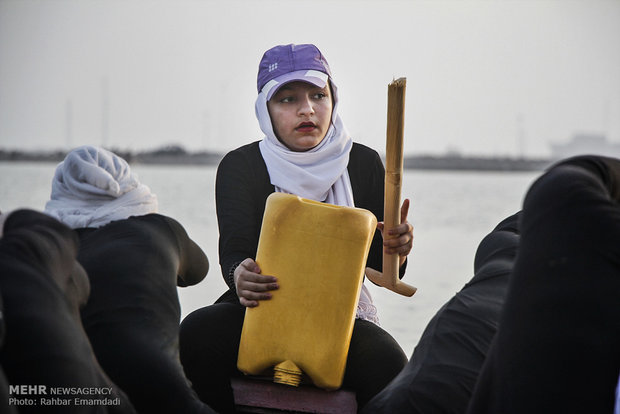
[0,161,539,355]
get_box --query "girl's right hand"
[234,258,279,307]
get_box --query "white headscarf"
[45,146,158,229]
[256,78,379,324]
[257,79,355,206]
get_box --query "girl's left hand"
[377,198,413,267]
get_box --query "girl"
[180,43,413,412]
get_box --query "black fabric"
[467,155,620,414]
[215,140,406,293]
[0,264,19,414]
[362,212,520,413]
[76,214,214,414]
[0,209,135,413]
[343,319,411,408]
[179,302,246,413]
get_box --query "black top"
[75,214,212,414]
[215,140,406,292]
[76,214,209,328]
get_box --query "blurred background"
[1,0,619,160]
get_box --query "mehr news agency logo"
[8,384,121,408]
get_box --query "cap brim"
[263,70,329,101]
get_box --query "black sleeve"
[159,215,210,288]
[215,145,271,290]
[352,146,385,273]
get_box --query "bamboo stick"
[366,78,417,297]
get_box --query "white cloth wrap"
[256,79,379,325]
[45,146,158,229]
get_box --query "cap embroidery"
[268,63,278,72]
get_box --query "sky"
[0,0,619,157]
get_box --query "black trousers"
[179,298,407,413]
[467,156,620,413]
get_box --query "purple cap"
[257,44,332,100]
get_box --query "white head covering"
[45,146,158,229]
[256,73,379,324]
[257,75,355,206]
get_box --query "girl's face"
[267,81,333,152]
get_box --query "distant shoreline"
[403,155,552,171]
[0,148,553,172]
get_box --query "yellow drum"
[237,193,377,390]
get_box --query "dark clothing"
[76,214,213,414]
[467,156,620,414]
[362,212,520,413]
[215,140,405,291]
[0,293,14,414]
[0,209,135,413]
[180,141,408,412]
[180,302,246,413]
[180,302,408,413]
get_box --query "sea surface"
[0,161,540,356]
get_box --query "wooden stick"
[366,78,416,297]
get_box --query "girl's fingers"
[238,280,279,292]
[240,258,261,274]
[241,272,278,284]
[387,221,413,237]
[384,232,412,247]
[238,284,276,308]
[383,199,413,237]
[239,289,273,301]
[400,198,410,224]
[384,242,412,255]
[235,258,279,307]
[239,298,258,308]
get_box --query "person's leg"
[468,156,620,414]
[343,319,408,409]
[179,302,245,414]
